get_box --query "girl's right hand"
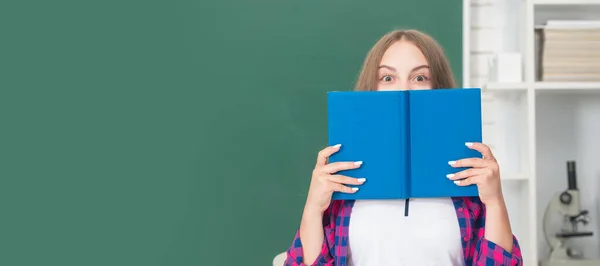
[304,144,366,214]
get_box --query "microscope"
[540,161,600,266]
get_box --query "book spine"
[403,92,411,216]
[404,92,411,200]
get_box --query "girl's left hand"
[446,142,504,206]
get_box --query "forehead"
[379,40,428,70]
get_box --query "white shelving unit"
[533,0,600,5]
[473,0,600,264]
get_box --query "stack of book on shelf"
[540,20,600,82]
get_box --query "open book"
[327,88,482,200]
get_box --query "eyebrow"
[378,64,430,72]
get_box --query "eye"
[381,75,394,82]
[413,75,428,82]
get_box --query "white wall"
[535,94,578,256]
[574,96,600,259]
[469,0,524,87]
[469,0,527,177]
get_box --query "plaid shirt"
[285,196,523,266]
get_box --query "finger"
[329,182,359,194]
[315,144,342,167]
[453,175,481,186]
[327,174,366,185]
[446,168,486,180]
[319,161,363,174]
[449,158,488,168]
[465,142,495,160]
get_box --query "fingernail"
[352,187,359,191]
[357,178,366,182]
[448,161,456,165]
[334,144,341,148]
[446,174,454,179]
[354,161,363,165]
[465,142,473,146]
[454,180,460,185]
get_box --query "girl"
[284,29,523,266]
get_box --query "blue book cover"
[327,88,481,200]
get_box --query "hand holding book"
[304,144,366,214]
[298,143,367,264]
[448,142,504,206]
[448,141,514,252]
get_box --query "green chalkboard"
[0,0,462,265]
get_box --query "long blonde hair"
[354,29,457,91]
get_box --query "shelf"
[502,173,529,181]
[534,82,600,94]
[533,0,600,5]
[483,82,600,92]
[483,82,527,91]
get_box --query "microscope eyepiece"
[567,161,577,190]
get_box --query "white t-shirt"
[347,198,465,266]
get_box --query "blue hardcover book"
[327,88,481,200]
